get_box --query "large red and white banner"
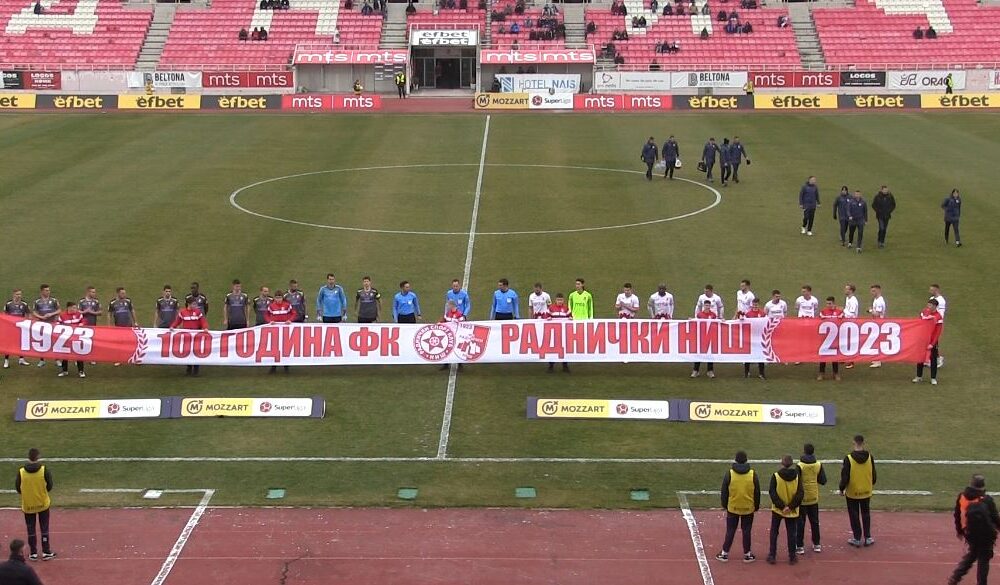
[0,315,932,367]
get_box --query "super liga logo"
[413,324,457,362]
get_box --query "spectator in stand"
[33,1,42,15]
[638,15,647,26]
[259,27,268,41]
[663,3,673,15]
[778,14,789,27]
[675,2,684,14]
[742,21,752,33]
[718,9,728,21]
[700,27,709,39]
[406,0,416,13]
[654,41,664,53]
[362,0,373,14]
[460,0,468,9]
[239,28,249,41]
[345,0,354,8]
[510,22,520,33]
[725,17,738,33]
[333,28,341,43]
[614,52,625,65]
[281,0,289,8]
[260,0,267,9]
[515,0,526,13]
[251,27,261,41]
[604,42,615,58]
[702,2,710,15]
[586,20,597,36]
[913,26,924,39]
[927,26,937,39]
[671,39,681,52]
[651,0,659,13]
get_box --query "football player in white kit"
[868,284,887,368]
[616,283,641,318]
[843,283,860,369]
[929,284,946,368]
[795,285,820,318]
[764,290,788,319]
[528,283,552,319]
[735,279,755,318]
[648,284,674,319]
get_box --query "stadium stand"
[488,1,565,49]
[0,0,152,68]
[406,7,486,40]
[159,0,383,68]
[585,0,799,68]
[814,0,1000,65]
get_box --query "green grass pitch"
[0,112,997,510]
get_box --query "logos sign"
[118,95,201,110]
[293,48,409,65]
[920,93,1000,109]
[671,71,747,89]
[411,29,478,46]
[839,94,918,109]
[280,94,383,110]
[528,91,574,109]
[528,397,673,420]
[178,397,323,418]
[126,71,203,89]
[480,49,596,64]
[753,94,838,109]
[839,71,886,88]
[16,398,166,421]
[572,94,672,111]
[675,95,752,110]
[497,74,580,93]
[687,400,833,425]
[25,71,61,90]
[749,71,839,89]
[887,70,966,91]
[474,92,530,109]
[0,94,36,109]
[2,71,22,89]
[202,71,293,88]
[203,95,281,110]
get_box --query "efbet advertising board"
[15,398,169,421]
[753,94,838,110]
[684,401,835,425]
[920,93,1000,109]
[0,94,36,109]
[838,94,919,109]
[118,95,201,110]
[527,397,674,420]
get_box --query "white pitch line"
[150,489,215,585]
[678,492,715,585]
[3,456,1000,465]
[0,489,16,494]
[437,114,491,460]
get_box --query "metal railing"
[599,62,998,71]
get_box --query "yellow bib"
[798,461,822,505]
[19,466,50,514]
[771,472,800,518]
[845,455,874,499]
[727,469,755,515]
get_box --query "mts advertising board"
[480,49,596,65]
[749,71,839,89]
[888,70,966,91]
[281,94,382,111]
[293,48,409,65]
[572,94,672,111]
[203,71,293,89]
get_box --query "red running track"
[0,506,963,585]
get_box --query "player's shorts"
[653,313,671,320]
[618,311,635,319]
[533,313,550,319]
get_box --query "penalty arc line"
[437,114,491,460]
[149,488,215,585]
[678,492,715,585]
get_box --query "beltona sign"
[480,49,596,64]
[410,29,479,46]
[292,48,409,65]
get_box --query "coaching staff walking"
[799,176,820,235]
[950,474,1000,585]
[834,186,850,246]
[662,135,680,179]
[943,188,962,247]
[641,137,658,181]
[840,434,876,547]
[872,185,896,249]
[715,451,760,563]
[0,540,44,585]
[16,449,55,561]
[847,190,868,253]
[767,455,804,565]
[730,136,750,183]
[702,137,720,183]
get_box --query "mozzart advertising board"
[0,315,932,366]
[14,396,324,421]
[525,397,834,425]
[527,397,673,420]
[683,401,835,425]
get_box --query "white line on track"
[149,489,215,585]
[678,492,715,585]
[437,115,491,460]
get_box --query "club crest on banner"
[413,324,456,361]
[454,322,490,362]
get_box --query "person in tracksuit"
[834,186,851,246]
[796,444,827,555]
[942,188,962,247]
[730,136,750,183]
[872,185,897,249]
[846,190,868,253]
[840,434,876,548]
[720,138,733,186]
[641,137,658,181]
[662,135,680,179]
[768,455,804,565]
[702,137,720,183]
[799,176,820,235]
[950,474,1000,585]
[716,451,761,563]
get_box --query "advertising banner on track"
[0,94,36,109]
[920,93,1000,109]
[839,71,886,88]
[475,92,530,109]
[838,94,919,109]
[280,94,382,111]
[480,49,596,65]
[748,71,839,89]
[572,93,672,111]
[176,397,324,418]
[887,70,966,91]
[674,95,752,110]
[202,71,293,89]
[126,71,203,89]
[497,74,581,93]
[410,29,479,46]
[118,95,201,110]
[754,94,838,110]
[0,315,933,367]
[202,95,281,110]
[593,71,671,92]
[683,400,835,426]
[2,71,23,89]
[36,94,116,110]
[528,91,573,109]
[293,48,409,65]
[15,398,169,421]
[25,71,61,90]
[528,397,673,420]
[671,71,747,89]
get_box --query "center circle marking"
[228,163,723,236]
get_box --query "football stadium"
[0,0,999,583]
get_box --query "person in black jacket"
[716,451,761,563]
[833,186,851,246]
[950,474,1000,585]
[768,455,804,565]
[701,138,720,183]
[641,137,659,181]
[662,135,680,179]
[872,185,897,249]
[942,188,962,247]
[0,540,43,585]
[846,190,868,254]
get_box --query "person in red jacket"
[913,298,943,385]
[692,300,719,379]
[818,296,845,381]
[547,293,571,373]
[742,298,766,380]
[440,300,466,324]
[265,289,298,374]
[57,302,86,378]
[171,299,208,376]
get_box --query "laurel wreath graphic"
[129,327,148,364]
[761,317,780,363]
